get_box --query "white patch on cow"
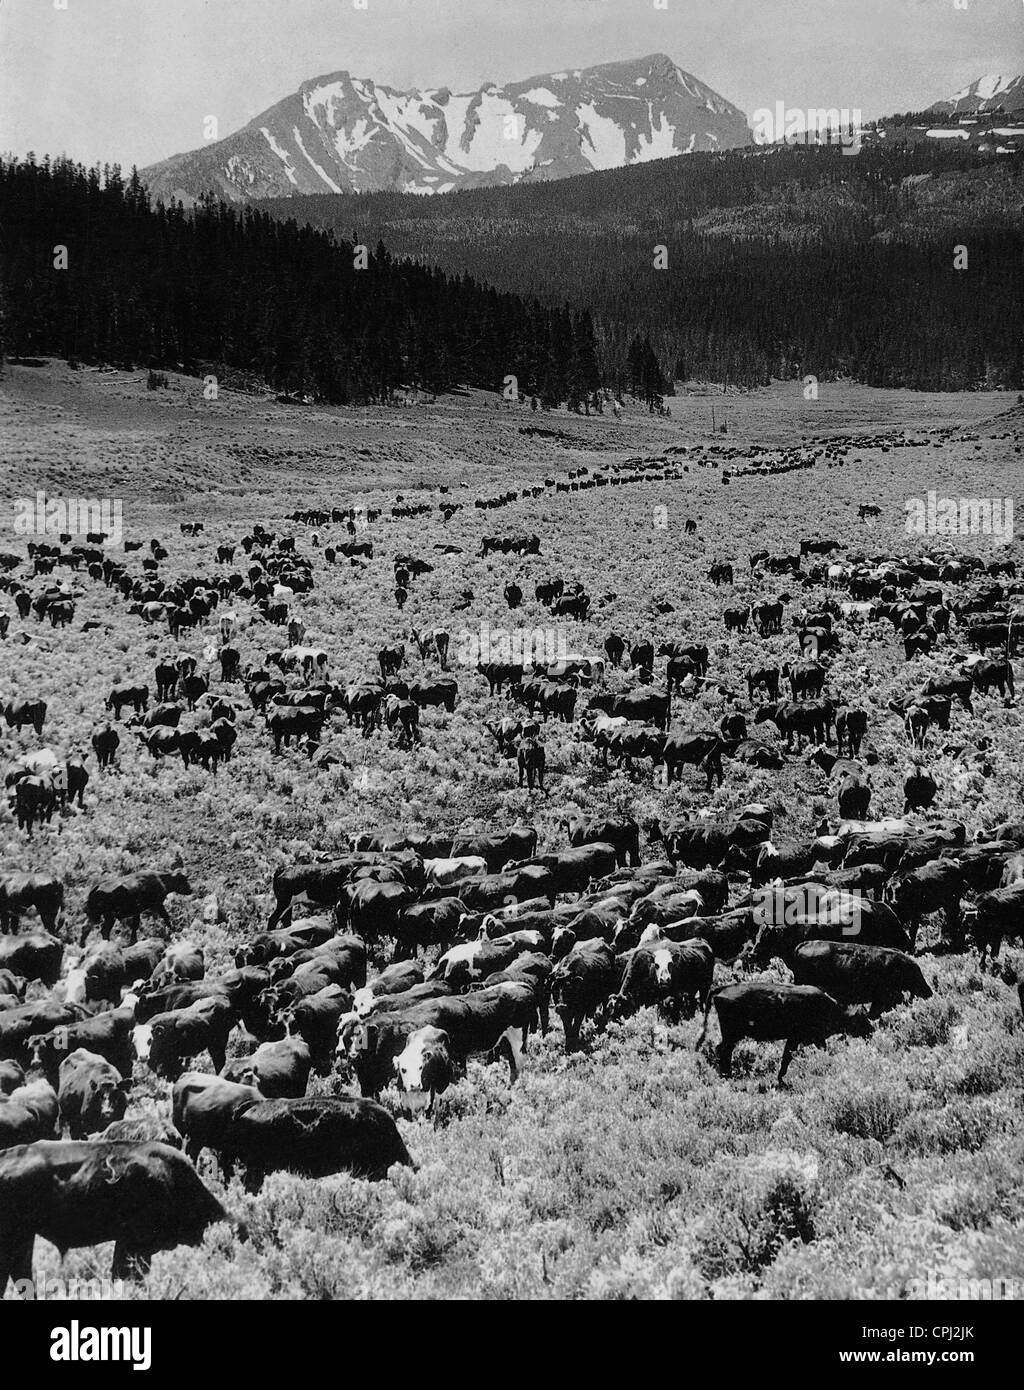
[653,948,673,986]
[63,968,88,1005]
[352,986,375,1017]
[131,1024,153,1065]
[439,942,481,977]
[395,1028,431,1091]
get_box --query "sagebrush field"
[1,361,1022,1300]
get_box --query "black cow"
[216,1096,412,1189]
[0,874,63,934]
[4,701,46,736]
[57,1049,129,1139]
[90,723,120,770]
[964,884,1024,964]
[450,828,538,873]
[792,941,931,1016]
[836,708,868,757]
[550,939,619,1051]
[85,872,192,944]
[0,934,63,988]
[0,1140,228,1287]
[565,815,641,868]
[607,940,714,1022]
[697,982,871,1083]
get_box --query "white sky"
[0,0,1021,170]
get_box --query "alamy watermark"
[753,884,865,935]
[750,102,863,156]
[905,492,1013,545]
[8,1274,127,1300]
[456,622,575,667]
[12,491,123,546]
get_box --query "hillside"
[259,144,1024,391]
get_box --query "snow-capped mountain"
[930,73,1024,115]
[141,53,751,203]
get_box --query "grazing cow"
[838,773,871,821]
[836,708,868,758]
[133,996,236,1079]
[410,628,451,669]
[91,723,119,769]
[29,1000,135,1077]
[350,960,426,1016]
[218,1096,412,1188]
[963,884,1024,964]
[903,767,937,815]
[887,861,964,947]
[969,658,1015,699]
[423,856,487,889]
[697,982,871,1083]
[378,644,405,680]
[646,732,728,790]
[746,666,780,701]
[786,660,826,701]
[341,880,417,942]
[106,685,149,719]
[605,634,626,668]
[0,1062,25,1095]
[0,1078,59,1149]
[606,940,714,1021]
[85,872,192,944]
[450,827,538,873]
[753,600,784,636]
[792,941,931,1016]
[517,737,546,791]
[919,673,973,714]
[903,705,931,750]
[565,814,641,868]
[0,934,63,988]
[221,1037,312,1098]
[748,891,910,964]
[429,935,545,989]
[755,699,833,750]
[391,982,539,1104]
[409,679,457,713]
[724,607,749,633]
[550,939,619,1051]
[588,690,671,731]
[392,900,466,962]
[0,874,63,934]
[57,1049,129,1139]
[267,705,324,754]
[4,700,47,736]
[0,1140,228,1288]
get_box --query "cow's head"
[335,1014,372,1069]
[393,1025,452,1108]
[651,947,675,988]
[131,1022,153,1067]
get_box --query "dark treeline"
[0,155,612,406]
[263,143,1024,392]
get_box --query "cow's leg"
[777,1039,798,1086]
[0,1231,35,1295]
[498,1027,523,1082]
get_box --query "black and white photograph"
[0,0,1023,1339]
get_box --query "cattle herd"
[2,417,1024,1296]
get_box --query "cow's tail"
[695,987,722,1052]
